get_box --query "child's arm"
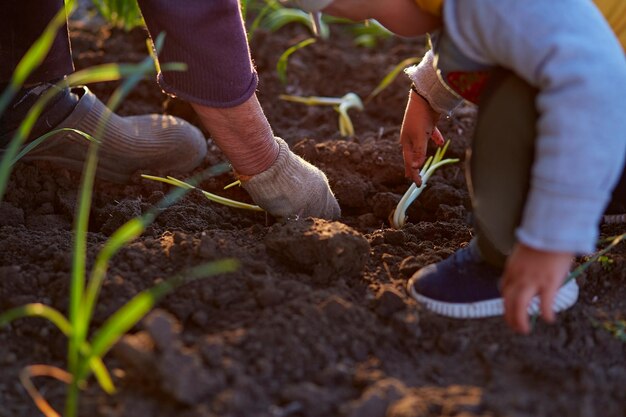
[321,0,442,37]
[402,49,463,185]
[400,86,444,186]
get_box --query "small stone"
[255,286,284,307]
[158,348,226,405]
[398,256,421,278]
[375,287,406,317]
[348,379,408,417]
[383,229,405,245]
[320,296,353,320]
[142,309,182,352]
[113,331,155,372]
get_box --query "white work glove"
[241,137,341,220]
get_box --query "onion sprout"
[141,175,264,212]
[279,92,364,137]
[391,140,459,229]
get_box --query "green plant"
[344,19,392,48]
[279,92,364,137]
[262,6,330,39]
[391,140,459,228]
[367,56,422,102]
[244,0,281,41]
[565,233,626,285]
[595,254,614,270]
[141,174,264,212]
[276,37,316,84]
[93,0,145,31]
[0,25,236,417]
[600,319,626,342]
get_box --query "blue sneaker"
[407,240,579,318]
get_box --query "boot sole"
[407,277,579,319]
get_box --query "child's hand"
[400,91,444,186]
[501,243,574,334]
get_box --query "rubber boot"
[4,86,208,183]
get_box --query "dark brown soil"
[1,15,625,417]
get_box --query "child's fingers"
[402,142,424,186]
[504,284,535,334]
[431,127,445,146]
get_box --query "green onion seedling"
[367,56,422,102]
[263,7,330,39]
[142,175,264,212]
[280,92,364,137]
[391,140,459,229]
[276,37,316,84]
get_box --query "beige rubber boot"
[23,86,208,183]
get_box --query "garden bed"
[1,16,625,417]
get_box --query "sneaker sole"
[406,277,579,319]
[603,214,626,224]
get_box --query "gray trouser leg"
[0,0,73,84]
[469,70,538,268]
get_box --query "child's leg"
[469,69,538,268]
[407,69,578,318]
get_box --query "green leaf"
[367,56,422,101]
[88,356,116,394]
[566,232,626,283]
[263,8,329,39]
[0,303,71,336]
[83,259,239,377]
[141,175,264,211]
[248,0,280,41]
[11,128,98,166]
[92,0,144,31]
[276,38,316,85]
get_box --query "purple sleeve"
[138,0,258,108]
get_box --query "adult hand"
[241,138,341,220]
[501,243,573,334]
[399,91,444,186]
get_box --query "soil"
[1,13,625,417]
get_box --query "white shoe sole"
[407,277,579,319]
[603,213,626,224]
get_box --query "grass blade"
[248,0,280,41]
[263,8,329,39]
[10,128,98,166]
[367,56,422,102]
[566,233,626,283]
[88,357,115,394]
[141,174,264,211]
[80,259,239,381]
[277,38,316,84]
[0,303,71,336]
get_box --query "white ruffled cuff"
[405,49,463,116]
